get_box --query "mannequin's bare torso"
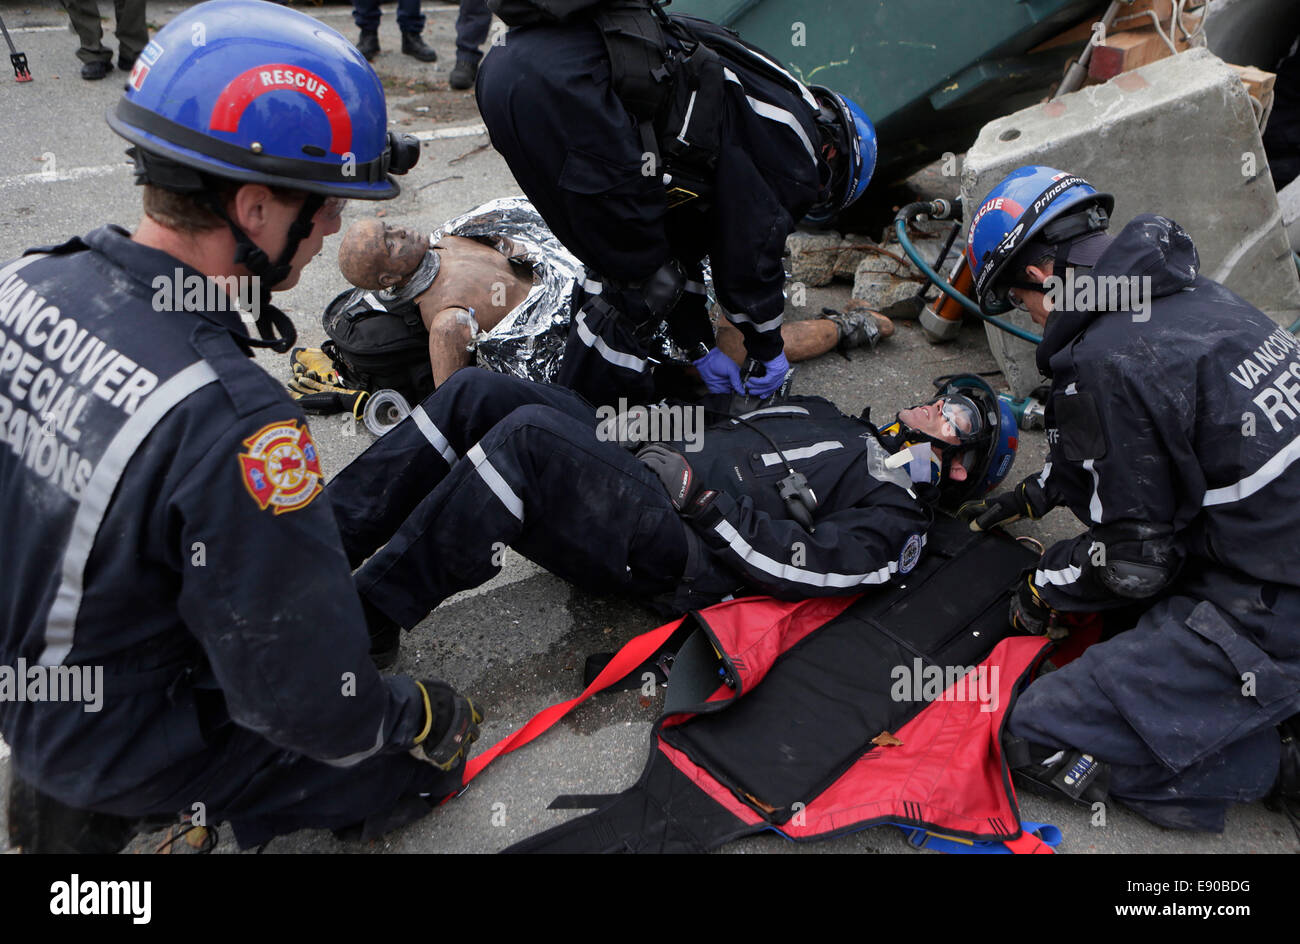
[413,235,535,385]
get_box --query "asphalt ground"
[0,1,1296,862]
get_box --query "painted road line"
[0,124,486,189]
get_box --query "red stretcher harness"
[461,515,1057,854]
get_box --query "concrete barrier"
[961,47,1300,396]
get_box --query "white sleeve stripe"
[321,719,386,767]
[1037,461,1052,490]
[1203,432,1300,507]
[411,406,458,466]
[751,49,821,111]
[724,308,784,333]
[1036,564,1083,587]
[1083,458,1103,522]
[574,310,649,372]
[711,519,918,588]
[733,406,810,422]
[468,443,525,522]
[675,88,699,144]
[723,68,818,165]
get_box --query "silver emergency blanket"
[364,195,695,382]
[424,196,579,382]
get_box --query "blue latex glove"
[745,352,789,398]
[693,346,744,394]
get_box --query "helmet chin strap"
[203,192,325,353]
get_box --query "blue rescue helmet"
[106,0,418,200]
[803,86,876,224]
[928,375,1018,509]
[966,165,1114,315]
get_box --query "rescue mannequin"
[333,216,894,387]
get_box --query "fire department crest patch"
[238,420,323,514]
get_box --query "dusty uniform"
[1007,215,1300,830]
[476,19,829,403]
[328,371,931,627]
[0,228,458,847]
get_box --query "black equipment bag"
[486,2,814,213]
[320,288,435,404]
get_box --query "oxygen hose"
[893,201,1044,345]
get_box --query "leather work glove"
[1008,573,1063,638]
[637,444,715,516]
[412,680,483,772]
[289,346,342,384]
[287,373,369,417]
[595,404,654,451]
[693,346,745,395]
[957,475,1052,531]
[744,351,790,399]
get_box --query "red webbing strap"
[461,615,687,784]
[1003,831,1055,855]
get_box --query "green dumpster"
[670,0,1108,181]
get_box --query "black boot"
[80,59,112,81]
[6,769,140,854]
[357,29,379,62]
[1009,740,1110,806]
[401,32,438,63]
[449,59,478,90]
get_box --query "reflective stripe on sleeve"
[1036,563,1083,587]
[320,719,386,768]
[722,68,817,164]
[711,519,925,589]
[574,310,648,373]
[722,306,784,334]
[1203,432,1300,507]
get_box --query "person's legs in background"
[352,0,382,60]
[61,0,112,79]
[113,0,148,70]
[396,0,437,62]
[450,0,492,89]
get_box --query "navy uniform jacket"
[1028,214,1300,610]
[669,396,933,599]
[476,19,828,361]
[0,226,426,810]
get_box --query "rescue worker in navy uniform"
[958,165,1300,831]
[0,1,481,853]
[327,368,1019,668]
[475,2,877,406]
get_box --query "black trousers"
[328,370,718,629]
[1008,566,1300,831]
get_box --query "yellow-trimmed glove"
[1008,573,1063,637]
[411,680,484,772]
[287,374,369,417]
[289,346,343,385]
